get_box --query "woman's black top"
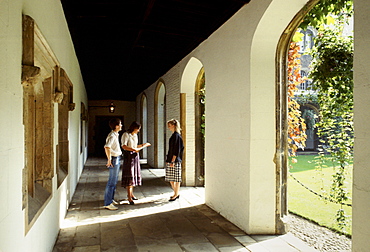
[166,131,184,163]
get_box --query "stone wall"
[0,0,88,251]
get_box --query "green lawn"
[288,154,353,235]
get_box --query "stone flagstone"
[53,157,318,252]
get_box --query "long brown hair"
[127,121,141,133]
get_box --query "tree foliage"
[300,0,353,29]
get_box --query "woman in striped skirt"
[166,119,184,201]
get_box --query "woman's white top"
[121,132,138,148]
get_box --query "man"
[103,118,122,210]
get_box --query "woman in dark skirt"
[121,121,151,204]
[166,119,184,201]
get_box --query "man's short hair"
[109,118,121,130]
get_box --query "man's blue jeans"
[104,156,121,206]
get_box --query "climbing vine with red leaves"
[287,42,307,161]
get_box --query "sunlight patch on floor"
[61,188,205,229]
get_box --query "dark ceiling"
[61,0,250,101]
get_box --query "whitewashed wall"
[353,0,370,250]
[137,0,309,234]
[0,0,88,251]
[137,0,370,246]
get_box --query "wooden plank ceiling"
[61,0,251,100]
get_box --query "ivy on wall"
[309,14,353,232]
[198,72,205,139]
[287,0,354,232]
[288,42,307,161]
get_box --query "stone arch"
[275,0,320,233]
[180,57,204,186]
[140,93,148,159]
[217,0,315,234]
[194,68,205,187]
[181,57,203,93]
[154,81,166,168]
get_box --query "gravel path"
[289,213,351,251]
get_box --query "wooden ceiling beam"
[132,0,156,48]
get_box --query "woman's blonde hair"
[167,119,181,134]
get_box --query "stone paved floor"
[52,157,317,252]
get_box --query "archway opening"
[181,57,204,186]
[277,0,353,237]
[155,82,166,168]
[140,94,148,160]
[194,68,205,187]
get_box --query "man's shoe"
[112,200,119,205]
[104,203,118,210]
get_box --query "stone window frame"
[22,15,71,231]
[57,69,75,187]
[80,102,87,154]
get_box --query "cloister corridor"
[2,0,370,251]
[52,157,316,252]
